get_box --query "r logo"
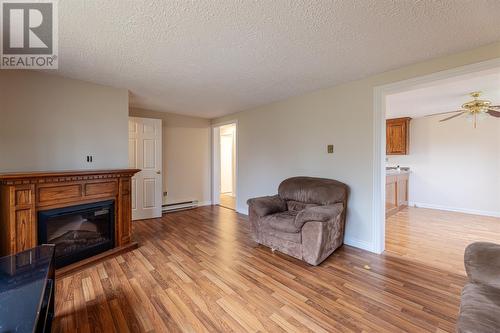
[2,2,53,54]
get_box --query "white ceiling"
[386,67,500,118]
[54,0,500,118]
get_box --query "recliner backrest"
[278,176,348,206]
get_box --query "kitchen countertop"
[386,168,410,175]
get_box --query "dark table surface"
[0,245,55,333]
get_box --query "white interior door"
[128,117,162,220]
[211,127,221,205]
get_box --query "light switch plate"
[327,144,334,154]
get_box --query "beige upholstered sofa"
[457,242,500,333]
[247,176,348,265]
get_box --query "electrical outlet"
[86,155,94,163]
[327,144,334,154]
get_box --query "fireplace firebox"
[38,200,115,268]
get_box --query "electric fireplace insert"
[37,200,115,268]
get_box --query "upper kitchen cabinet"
[386,117,411,155]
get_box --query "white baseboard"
[344,237,374,252]
[409,202,500,218]
[162,200,212,212]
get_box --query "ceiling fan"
[427,91,500,128]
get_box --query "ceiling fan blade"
[424,110,462,117]
[487,109,500,117]
[489,105,500,109]
[439,111,466,122]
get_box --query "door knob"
[156,170,161,174]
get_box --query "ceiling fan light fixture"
[461,91,491,113]
[436,91,499,128]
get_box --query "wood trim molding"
[0,169,140,185]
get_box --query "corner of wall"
[344,237,375,252]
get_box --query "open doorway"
[375,60,500,275]
[212,122,237,210]
[219,124,236,209]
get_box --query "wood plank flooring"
[386,207,500,275]
[53,206,465,333]
[219,194,236,210]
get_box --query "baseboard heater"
[162,200,199,212]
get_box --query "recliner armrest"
[247,195,286,218]
[295,203,343,229]
[465,242,500,289]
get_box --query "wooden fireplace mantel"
[0,169,140,184]
[0,169,140,263]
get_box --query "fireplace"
[37,200,115,268]
[0,169,139,275]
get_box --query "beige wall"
[129,108,211,206]
[213,42,500,250]
[0,70,129,172]
[387,115,500,217]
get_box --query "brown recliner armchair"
[457,242,500,333]
[247,176,348,266]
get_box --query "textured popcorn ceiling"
[55,0,500,118]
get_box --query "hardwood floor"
[386,206,500,275]
[219,193,236,210]
[53,206,465,333]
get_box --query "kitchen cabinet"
[386,117,411,155]
[386,172,409,217]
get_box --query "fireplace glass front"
[38,200,115,268]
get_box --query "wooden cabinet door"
[385,175,400,217]
[386,117,410,155]
[385,173,409,217]
[397,176,408,206]
[0,184,37,256]
[385,182,397,213]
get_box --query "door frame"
[211,120,238,210]
[372,57,500,254]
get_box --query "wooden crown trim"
[0,169,141,185]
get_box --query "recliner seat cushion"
[261,227,301,243]
[260,210,300,233]
[457,283,500,333]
